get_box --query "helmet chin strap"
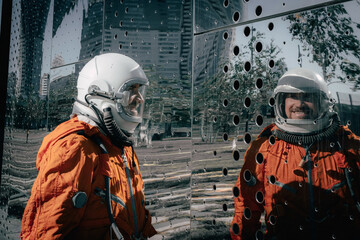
[272,113,340,146]
[103,107,133,147]
[78,95,134,147]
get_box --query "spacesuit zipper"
[304,145,316,240]
[121,148,139,237]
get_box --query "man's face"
[284,93,319,119]
[127,83,144,116]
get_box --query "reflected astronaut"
[21,53,156,240]
[231,68,360,240]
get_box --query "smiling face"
[284,93,319,119]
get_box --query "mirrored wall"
[1,0,360,239]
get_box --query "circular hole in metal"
[244,97,251,108]
[244,133,252,144]
[269,215,277,225]
[269,135,276,145]
[213,116,217,123]
[119,44,122,49]
[244,207,252,220]
[233,186,240,197]
[232,223,240,235]
[233,80,240,90]
[115,11,118,17]
[223,0,229,7]
[255,6,262,16]
[244,61,251,72]
[213,184,216,190]
[244,26,251,37]
[233,115,240,126]
[282,2,286,6]
[124,31,128,36]
[255,42,263,52]
[114,34,118,39]
[255,115,263,126]
[223,167,228,176]
[119,21,123,27]
[255,191,264,204]
[347,120,351,126]
[223,31,229,40]
[223,133,229,141]
[268,22,274,31]
[255,152,264,164]
[223,99,229,107]
[244,169,252,182]
[330,142,335,148]
[213,150,217,156]
[269,97,275,107]
[255,230,264,240]
[233,11,240,22]
[233,45,240,56]
[244,0,249,2]
[255,78,263,89]
[223,203,228,211]
[212,219,216,225]
[269,175,276,184]
[233,150,240,161]
[268,59,275,68]
[223,65,229,73]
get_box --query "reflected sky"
[234,2,360,96]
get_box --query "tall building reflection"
[18,0,50,97]
[99,0,193,137]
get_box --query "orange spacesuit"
[230,123,360,240]
[231,68,360,240]
[21,53,157,240]
[21,117,156,240]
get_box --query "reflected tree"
[48,73,77,130]
[230,30,287,132]
[14,85,47,129]
[286,4,360,87]
[197,30,287,142]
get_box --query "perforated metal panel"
[1,0,360,239]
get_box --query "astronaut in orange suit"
[231,68,360,240]
[21,53,157,240]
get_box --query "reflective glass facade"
[1,0,360,239]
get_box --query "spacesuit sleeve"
[230,138,266,240]
[21,134,99,240]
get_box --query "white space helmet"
[73,53,148,134]
[273,68,334,134]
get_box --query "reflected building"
[18,0,50,96]
[100,0,192,136]
[78,1,103,61]
[39,73,50,97]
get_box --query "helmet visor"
[277,92,322,120]
[118,83,146,118]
